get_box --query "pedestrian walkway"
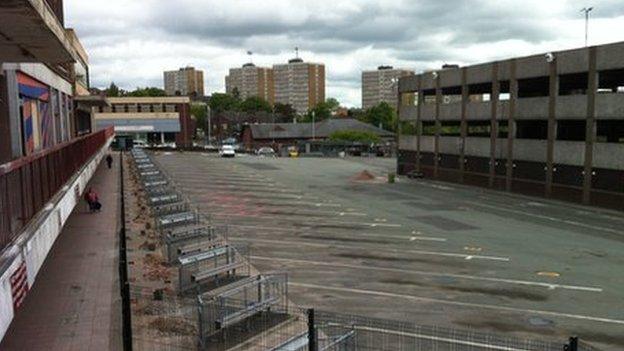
[1,156,122,350]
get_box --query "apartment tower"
[273,58,325,114]
[164,66,205,97]
[362,66,414,110]
[225,63,274,104]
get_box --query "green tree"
[126,87,166,97]
[240,96,272,113]
[329,130,381,144]
[325,97,340,112]
[190,103,208,131]
[360,102,397,132]
[273,103,296,119]
[209,93,241,113]
[302,101,332,122]
[105,82,120,97]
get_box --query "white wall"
[0,137,112,341]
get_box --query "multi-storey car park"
[397,41,624,211]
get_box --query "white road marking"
[251,256,601,292]
[289,283,621,325]
[212,213,401,228]
[231,237,509,262]
[339,324,534,351]
[223,224,446,242]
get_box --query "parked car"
[256,147,276,157]
[133,139,148,148]
[219,144,236,158]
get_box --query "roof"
[247,119,395,140]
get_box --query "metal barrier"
[178,244,250,293]
[197,272,289,348]
[0,126,113,252]
[164,225,224,263]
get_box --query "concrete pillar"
[545,60,559,198]
[506,60,518,192]
[489,63,500,188]
[434,74,441,179]
[160,132,165,145]
[459,68,468,184]
[416,75,423,173]
[582,47,597,204]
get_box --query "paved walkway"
[1,156,121,350]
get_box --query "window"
[441,86,461,105]
[516,120,548,139]
[559,73,588,95]
[518,76,550,98]
[598,68,624,92]
[498,120,509,138]
[557,120,586,141]
[596,121,624,143]
[399,121,417,135]
[440,121,461,136]
[468,82,491,102]
[422,121,437,135]
[467,121,491,137]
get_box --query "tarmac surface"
[154,152,624,350]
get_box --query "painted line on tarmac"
[250,256,601,292]
[229,237,508,262]
[467,201,623,235]
[289,283,623,325]
[213,214,401,228]
[338,324,534,351]
[226,223,447,242]
[197,203,366,217]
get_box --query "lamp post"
[206,104,211,145]
[311,111,316,141]
[581,7,593,47]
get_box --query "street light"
[581,7,593,47]
[311,111,316,141]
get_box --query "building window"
[557,120,586,141]
[498,120,509,138]
[467,121,491,137]
[596,121,624,143]
[440,121,461,136]
[598,68,624,92]
[559,73,588,96]
[441,86,461,104]
[516,120,548,139]
[399,120,417,135]
[422,121,437,135]
[468,82,491,102]
[518,76,550,98]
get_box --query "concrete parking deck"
[0,158,121,351]
[154,153,624,351]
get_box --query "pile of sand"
[351,170,376,182]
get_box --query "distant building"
[225,63,274,104]
[241,118,394,150]
[93,96,193,147]
[273,58,325,114]
[164,66,204,97]
[362,66,414,110]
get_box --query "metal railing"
[0,126,114,252]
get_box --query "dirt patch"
[351,170,376,182]
[335,253,466,268]
[381,278,548,302]
[149,316,196,335]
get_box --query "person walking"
[106,154,113,169]
[84,188,101,213]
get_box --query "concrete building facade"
[397,41,624,211]
[225,63,274,104]
[93,96,193,147]
[362,66,414,110]
[164,66,204,97]
[273,58,325,114]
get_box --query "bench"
[192,261,245,284]
[217,296,279,329]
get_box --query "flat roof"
[106,96,191,104]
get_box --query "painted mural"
[17,73,52,154]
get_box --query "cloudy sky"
[65,0,624,107]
